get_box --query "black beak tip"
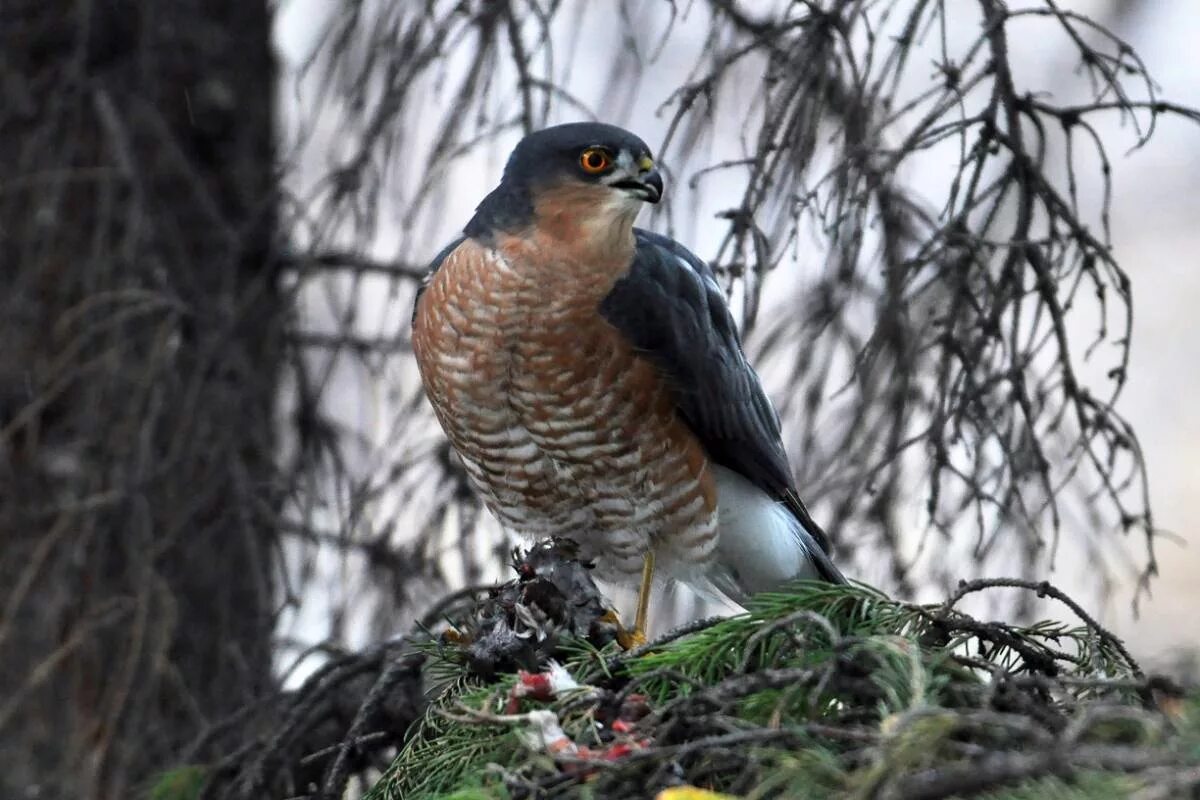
[611,170,663,203]
[643,170,663,203]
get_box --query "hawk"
[413,123,845,641]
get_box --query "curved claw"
[600,608,647,651]
[617,625,648,651]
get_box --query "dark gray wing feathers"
[600,229,842,580]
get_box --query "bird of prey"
[412,122,845,642]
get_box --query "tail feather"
[705,465,845,605]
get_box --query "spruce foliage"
[370,577,1197,799]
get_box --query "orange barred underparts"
[412,234,719,586]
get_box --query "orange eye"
[579,147,611,174]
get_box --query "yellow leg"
[633,549,655,641]
[613,550,655,650]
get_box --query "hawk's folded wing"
[600,229,844,584]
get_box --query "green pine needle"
[367,582,1196,800]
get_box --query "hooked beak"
[611,169,663,204]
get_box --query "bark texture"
[0,2,280,797]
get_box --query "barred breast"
[412,236,719,584]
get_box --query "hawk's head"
[466,123,663,241]
[503,122,662,203]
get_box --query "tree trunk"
[0,2,280,798]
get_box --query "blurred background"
[1,0,1196,797]
[272,0,1199,664]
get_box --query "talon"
[442,626,470,645]
[601,609,647,650]
[618,626,648,650]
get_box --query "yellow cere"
[638,155,655,172]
